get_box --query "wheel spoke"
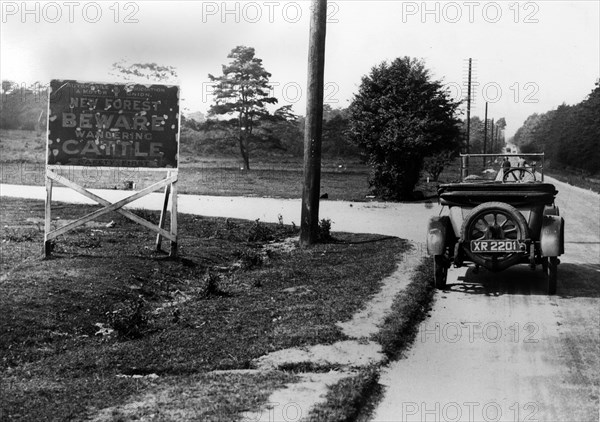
[469,209,523,243]
[472,231,485,240]
[474,219,488,232]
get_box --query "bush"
[247,219,274,242]
[349,57,461,200]
[318,218,333,242]
[423,150,456,182]
[237,249,264,270]
[106,297,151,339]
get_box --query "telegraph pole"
[465,58,472,154]
[483,101,488,159]
[495,124,500,152]
[490,118,495,154]
[300,0,327,247]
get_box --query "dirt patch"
[337,253,421,339]
[241,371,352,422]
[253,340,385,371]
[241,248,423,420]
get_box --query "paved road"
[371,178,600,422]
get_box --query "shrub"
[318,218,333,242]
[247,219,274,242]
[106,297,151,339]
[237,249,264,270]
[349,57,461,200]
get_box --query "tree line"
[2,46,477,199]
[187,46,357,169]
[0,81,47,131]
[182,102,357,164]
[511,82,600,174]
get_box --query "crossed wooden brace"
[44,169,178,256]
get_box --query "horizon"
[2,1,599,138]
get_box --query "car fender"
[544,205,560,216]
[427,216,450,255]
[540,215,564,256]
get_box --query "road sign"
[43,79,180,257]
[47,79,179,168]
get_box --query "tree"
[461,116,506,154]
[249,104,303,155]
[424,150,456,182]
[110,61,178,83]
[0,80,46,130]
[463,116,486,153]
[321,106,358,158]
[493,117,507,153]
[349,57,462,200]
[511,82,600,174]
[208,46,278,170]
[512,113,543,149]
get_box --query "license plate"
[470,240,524,253]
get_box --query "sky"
[1,0,599,138]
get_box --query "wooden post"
[483,102,488,166]
[156,171,172,252]
[169,175,178,257]
[490,118,495,154]
[465,58,472,154]
[495,124,500,153]
[43,174,53,258]
[300,0,327,247]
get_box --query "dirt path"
[371,178,600,421]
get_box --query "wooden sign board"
[44,80,180,257]
[47,79,180,168]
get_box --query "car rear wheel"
[462,202,529,271]
[433,255,448,289]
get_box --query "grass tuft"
[106,297,152,339]
[305,367,382,422]
[376,258,435,360]
[306,257,435,421]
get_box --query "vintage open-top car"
[426,153,564,294]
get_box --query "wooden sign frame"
[43,80,180,258]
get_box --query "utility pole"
[495,125,500,152]
[490,118,495,154]
[300,0,327,247]
[483,101,487,163]
[465,58,472,154]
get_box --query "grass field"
[0,196,433,420]
[3,129,598,198]
[0,129,450,201]
[0,129,440,419]
[543,167,600,194]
